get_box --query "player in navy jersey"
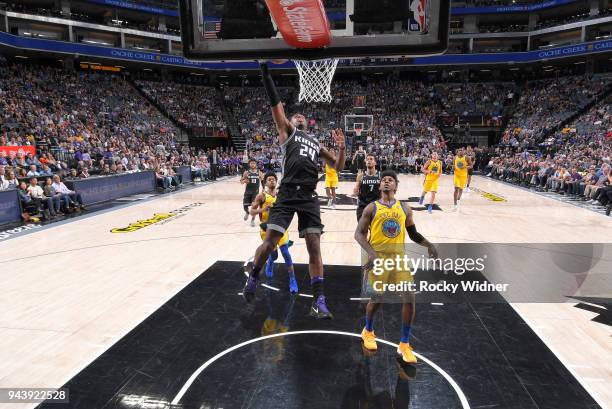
[242,62,346,319]
[240,159,263,226]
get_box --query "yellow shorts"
[260,229,289,247]
[365,252,413,299]
[423,178,439,192]
[325,178,338,188]
[454,174,467,189]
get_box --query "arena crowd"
[1,59,610,220]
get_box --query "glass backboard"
[179,0,450,61]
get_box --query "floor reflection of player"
[355,170,438,363]
[250,172,298,293]
[341,352,413,408]
[260,287,297,364]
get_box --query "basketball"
[2,0,611,408]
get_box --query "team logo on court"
[382,219,401,238]
[470,187,507,202]
[110,203,203,233]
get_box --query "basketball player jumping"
[325,147,339,208]
[353,153,380,221]
[241,159,263,226]
[242,62,346,319]
[355,170,438,363]
[418,152,442,214]
[250,171,298,293]
[452,148,472,212]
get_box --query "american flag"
[203,19,222,39]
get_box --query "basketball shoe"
[361,328,377,351]
[310,295,333,319]
[397,342,417,364]
[242,275,258,302]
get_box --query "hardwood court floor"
[0,175,610,409]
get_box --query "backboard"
[179,0,450,61]
[345,114,374,134]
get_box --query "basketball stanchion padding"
[294,58,339,103]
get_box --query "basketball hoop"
[354,123,364,138]
[294,59,338,104]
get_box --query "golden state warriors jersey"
[454,156,468,177]
[325,162,338,180]
[368,200,406,252]
[260,192,276,224]
[425,160,442,181]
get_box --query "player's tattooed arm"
[240,171,249,184]
[422,160,431,174]
[401,202,438,259]
[354,202,377,267]
[250,193,266,216]
[353,170,363,196]
[320,128,346,172]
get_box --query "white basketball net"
[294,59,338,103]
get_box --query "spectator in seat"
[78,167,90,179]
[101,164,112,176]
[66,168,79,180]
[6,170,19,190]
[584,167,607,201]
[26,152,42,169]
[26,165,40,177]
[52,174,86,211]
[39,164,53,177]
[0,166,8,190]
[0,151,8,166]
[27,177,56,219]
[13,152,27,169]
[155,165,171,191]
[18,181,34,213]
[191,160,204,181]
[162,164,181,188]
[43,177,64,215]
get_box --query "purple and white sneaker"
[310,295,333,319]
[242,275,258,302]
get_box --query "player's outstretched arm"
[250,193,266,216]
[240,170,249,184]
[401,202,438,259]
[353,170,363,196]
[320,129,346,172]
[260,63,292,144]
[354,203,377,265]
[422,160,431,174]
